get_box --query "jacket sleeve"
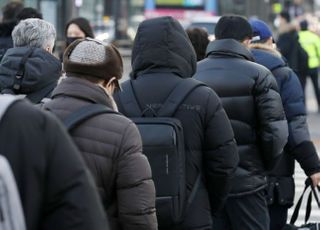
[203,90,239,215]
[279,69,320,175]
[255,70,288,171]
[116,121,158,230]
[42,113,109,230]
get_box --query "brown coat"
[44,77,157,230]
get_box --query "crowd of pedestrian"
[0,1,320,230]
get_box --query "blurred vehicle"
[127,15,145,41]
[188,16,221,41]
[94,19,115,43]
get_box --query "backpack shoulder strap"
[63,104,118,131]
[116,81,143,117]
[158,78,206,117]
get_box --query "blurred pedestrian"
[249,18,320,230]
[194,15,288,230]
[186,27,209,61]
[43,38,158,230]
[65,17,94,47]
[115,16,239,230]
[298,19,320,112]
[276,11,309,79]
[0,18,61,104]
[16,7,42,21]
[0,1,23,60]
[0,94,109,230]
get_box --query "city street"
[122,53,320,225]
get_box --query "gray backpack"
[0,95,26,230]
[0,155,26,230]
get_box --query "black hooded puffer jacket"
[194,39,288,197]
[115,16,239,230]
[0,47,61,103]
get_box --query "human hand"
[310,172,320,187]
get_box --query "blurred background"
[0,0,318,49]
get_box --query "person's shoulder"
[6,99,45,120]
[246,58,272,74]
[2,99,57,135]
[96,108,135,132]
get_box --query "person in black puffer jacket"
[194,15,288,230]
[0,18,61,104]
[249,18,320,230]
[115,16,239,230]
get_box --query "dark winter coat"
[115,16,239,230]
[0,47,61,103]
[194,39,288,197]
[0,96,109,230]
[0,21,15,61]
[251,45,320,205]
[44,77,157,230]
[276,25,308,76]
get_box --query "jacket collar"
[250,44,286,71]
[206,39,255,61]
[51,77,114,108]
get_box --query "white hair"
[12,18,56,50]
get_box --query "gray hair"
[12,18,56,49]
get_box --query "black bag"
[282,178,320,230]
[117,79,204,227]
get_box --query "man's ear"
[106,77,116,88]
[45,45,53,54]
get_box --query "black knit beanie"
[65,17,94,38]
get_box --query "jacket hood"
[250,46,286,71]
[0,21,16,37]
[130,16,196,79]
[206,39,255,62]
[0,47,61,95]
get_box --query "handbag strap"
[305,189,313,224]
[290,180,309,224]
[290,178,320,225]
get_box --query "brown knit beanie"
[63,38,123,81]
